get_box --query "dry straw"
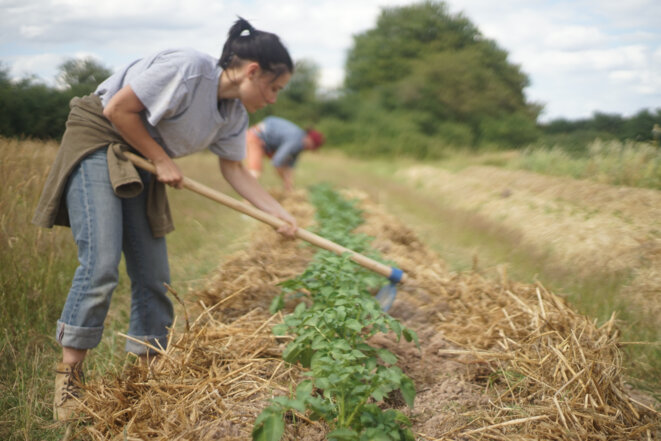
[70,188,659,440]
[356,192,660,440]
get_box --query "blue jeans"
[56,148,173,355]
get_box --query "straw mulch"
[77,309,303,440]
[399,164,661,327]
[196,189,317,321]
[354,192,660,440]
[72,188,659,441]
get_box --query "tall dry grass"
[514,139,661,189]
[0,138,254,440]
[0,137,77,440]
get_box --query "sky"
[1,0,660,122]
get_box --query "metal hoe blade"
[375,282,397,312]
[375,266,403,312]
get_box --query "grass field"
[1,137,659,440]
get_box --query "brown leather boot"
[53,361,84,421]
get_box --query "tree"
[337,0,541,151]
[0,59,108,139]
[345,1,481,91]
[0,65,14,136]
[57,57,112,95]
[622,109,660,141]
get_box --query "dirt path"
[401,165,661,272]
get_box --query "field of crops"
[65,184,658,440]
[1,138,659,440]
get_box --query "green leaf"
[311,335,329,350]
[389,320,402,338]
[371,388,387,402]
[282,342,304,364]
[269,294,285,314]
[320,286,335,297]
[359,428,391,441]
[332,339,352,352]
[294,302,307,315]
[402,328,419,347]
[272,396,307,413]
[271,324,288,336]
[328,427,359,441]
[350,349,366,360]
[381,366,403,384]
[399,376,416,408]
[344,318,363,332]
[306,395,336,420]
[393,410,412,426]
[377,348,397,365]
[299,347,314,368]
[315,377,330,390]
[252,410,284,441]
[295,380,313,401]
[402,428,416,441]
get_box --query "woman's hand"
[153,157,184,189]
[273,207,298,238]
[104,85,180,186]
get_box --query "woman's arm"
[275,166,294,192]
[219,158,298,237]
[103,85,184,188]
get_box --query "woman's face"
[240,66,291,113]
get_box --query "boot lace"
[58,367,84,402]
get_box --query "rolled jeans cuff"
[56,320,104,350]
[125,334,169,356]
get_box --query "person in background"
[32,17,297,421]
[245,116,324,191]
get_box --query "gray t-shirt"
[258,116,305,167]
[95,48,247,160]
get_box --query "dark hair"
[219,17,294,79]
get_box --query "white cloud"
[0,0,659,121]
[319,66,345,91]
[19,25,46,39]
[529,45,647,73]
[7,53,64,81]
[544,26,608,50]
[653,46,661,62]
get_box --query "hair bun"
[218,17,293,75]
[228,16,254,40]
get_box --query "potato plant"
[253,185,418,441]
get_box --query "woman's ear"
[245,62,260,79]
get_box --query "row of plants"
[252,184,418,441]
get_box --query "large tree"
[0,58,112,139]
[345,1,482,91]
[341,1,541,149]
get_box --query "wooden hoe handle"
[124,152,405,283]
